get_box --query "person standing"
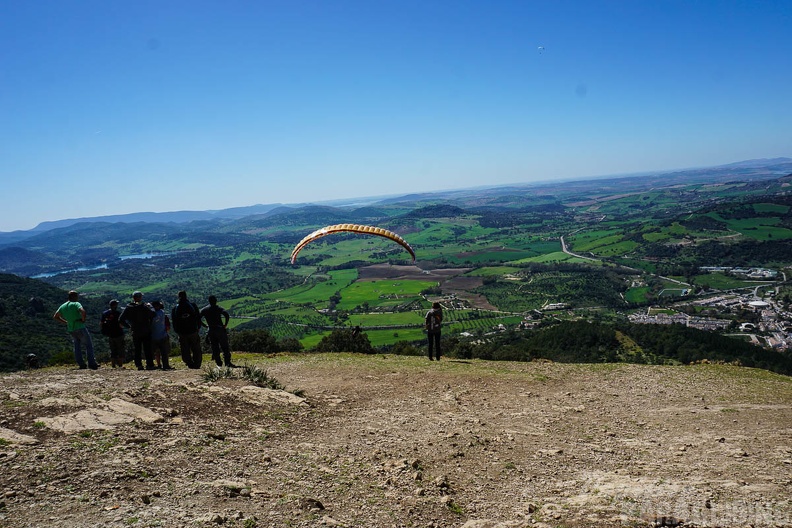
[150,300,173,370]
[53,290,99,370]
[119,291,156,371]
[100,299,126,368]
[172,290,203,369]
[200,295,237,368]
[424,301,443,361]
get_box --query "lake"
[31,252,176,278]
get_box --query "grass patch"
[241,364,284,390]
[203,364,289,392]
[691,273,760,290]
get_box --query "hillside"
[1,354,791,527]
[0,274,113,371]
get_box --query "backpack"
[425,310,442,332]
[122,303,155,335]
[100,309,123,338]
[172,301,200,334]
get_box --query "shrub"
[311,328,374,354]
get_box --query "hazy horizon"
[5,156,791,234]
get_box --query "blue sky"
[2,0,791,232]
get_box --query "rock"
[433,475,449,489]
[36,398,163,433]
[300,497,324,511]
[460,521,531,528]
[0,427,38,445]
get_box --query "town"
[627,267,790,351]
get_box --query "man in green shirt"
[53,290,99,370]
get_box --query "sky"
[2,0,791,232]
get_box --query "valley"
[2,159,792,372]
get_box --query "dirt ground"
[1,354,791,528]
[358,264,496,310]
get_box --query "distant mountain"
[4,157,792,249]
[0,247,58,276]
[718,157,792,169]
[0,204,285,247]
[403,204,468,218]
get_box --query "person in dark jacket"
[100,299,126,368]
[200,295,237,368]
[119,291,156,370]
[424,302,443,361]
[171,290,203,369]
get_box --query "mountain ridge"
[5,158,791,245]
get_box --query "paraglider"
[290,223,416,264]
[537,46,545,54]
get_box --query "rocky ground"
[1,354,791,528]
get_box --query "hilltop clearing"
[1,355,791,527]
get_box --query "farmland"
[6,164,792,359]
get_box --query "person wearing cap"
[119,291,157,370]
[100,299,126,368]
[53,290,99,370]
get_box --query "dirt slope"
[1,355,791,528]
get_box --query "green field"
[467,266,522,277]
[624,286,651,303]
[753,203,790,214]
[568,230,622,252]
[658,288,689,297]
[26,176,792,356]
[336,280,435,310]
[515,252,594,264]
[691,272,765,290]
[264,269,358,305]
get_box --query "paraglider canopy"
[290,223,416,264]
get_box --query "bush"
[311,328,374,354]
[230,329,278,354]
[278,337,304,353]
[386,340,420,356]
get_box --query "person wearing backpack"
[424,302,443,361]
[100,299,126,368]
[172,290,203,369]
[119,291,157,371]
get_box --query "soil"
[357,265,496,310]
[1,355,791,528]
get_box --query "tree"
[312,328,374,354]
[278,337,304,353]
[230,329,278,353]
